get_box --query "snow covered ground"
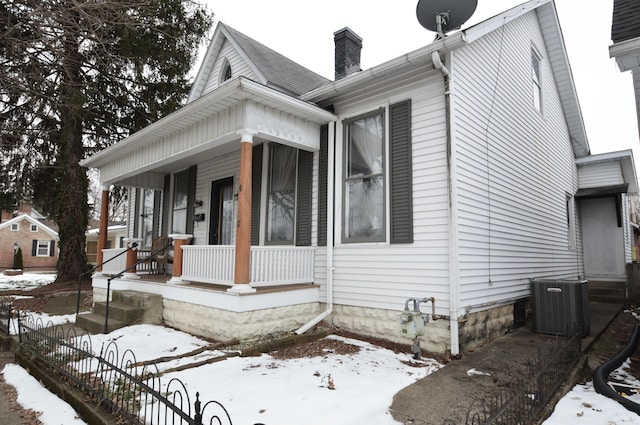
[1,274,640,424]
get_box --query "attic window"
[11,223,19,231]
[531,47,543,112]
[30,224,38,232]
[221,59,232,83]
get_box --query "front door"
[209,177,234,245]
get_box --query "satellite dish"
[416,0,478,38]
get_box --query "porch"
[100,244,316,287]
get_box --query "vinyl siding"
[578,162,625,188]
[325,69,452,315]
[202,39,258,96]
[452,11,581,311]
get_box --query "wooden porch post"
[230,131,257,293]
[95,185,110,272]
[122,238,142,279]
[168,234,192,284]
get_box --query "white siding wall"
[191,150,241,245]
[325,69,452,316]
[452,11,582,312]
[578,162,624,188]
[202,40,258,96]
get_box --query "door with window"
[209,177,234,245]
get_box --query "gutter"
[296,122,336,334]
[433,49,460,357]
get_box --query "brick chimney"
[334,27,362,80]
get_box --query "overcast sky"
[199,0,638,169]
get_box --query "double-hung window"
[36,240,50,256]
[343,110,386,243]
[267,144,297,243]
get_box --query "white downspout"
[432,50,460,356]
[296,122,336,334]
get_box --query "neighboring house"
[85,224,127,266]
[0,205,59,271]
[610,0,640,136]
[80,0,638,354]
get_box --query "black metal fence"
[17,315,259,425]
[443,332,582,425]
[0,299,12,335]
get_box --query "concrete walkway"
[390,302,622,425]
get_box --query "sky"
[197,0,639,171]
[2,274,640,424]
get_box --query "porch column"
[230,131,257,293]
[168,234,192,284]
[95,185,110,272]
[123,238,142,280]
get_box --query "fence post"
[194,392,202,425]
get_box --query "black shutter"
[31,240,37,256]
[390,100,414,244]
[133,188,140,237]
[186,165,197,236]
[317,125,329,246]
[251,144,263,245]
[49,240,55,256]
[295,150,313,246]
[162,174,170,235]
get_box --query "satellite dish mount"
[435,12,450,38]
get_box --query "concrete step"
[76,313,124,334]
[93,301,143,324]
[113,290,162,308]
[588,281,626,303]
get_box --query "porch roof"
[80,77,337,170]
[575,149,639,195]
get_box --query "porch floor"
[110,273,318,295]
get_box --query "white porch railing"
[181,245,315,286]
[101,248,127,275]
[100,248,152,275]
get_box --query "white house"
[80,0,638,355]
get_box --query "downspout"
[432,50,460,356]
[296,122,336,334]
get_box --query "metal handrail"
[103,239,174,334]
[75,242,139,318]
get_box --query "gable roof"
[612,0,640,43]
[0,214,59,238]
[303,0,590,158]
[188,22,329,102]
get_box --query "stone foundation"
[162,299,322,342]
[458,303,524,352]
[328,304,452,354]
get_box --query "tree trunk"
[55,28,88,283]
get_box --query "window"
[10,223,18,231]
[139,188,156,248]
[36,240,50,256]
[566,194,576,249]
[30,224,38,232]
[531,48,542,112]
[172,170,189,234]
[267,144,297,243]
[220,59,232,83]
[343,110,385,242]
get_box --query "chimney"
[334,27,362,80]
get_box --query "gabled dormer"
[188,22,330,103]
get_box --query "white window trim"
[531,45,543,113]
[337,104,392,246]
[30,224,38,232]
[36,240,50,257]
[566,194,577,250]
[10,223,19,231]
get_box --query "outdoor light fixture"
[13,242,18,253]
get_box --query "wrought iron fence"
[17,315,259,425]
[442,332,582,425]
[0,299,12,335]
